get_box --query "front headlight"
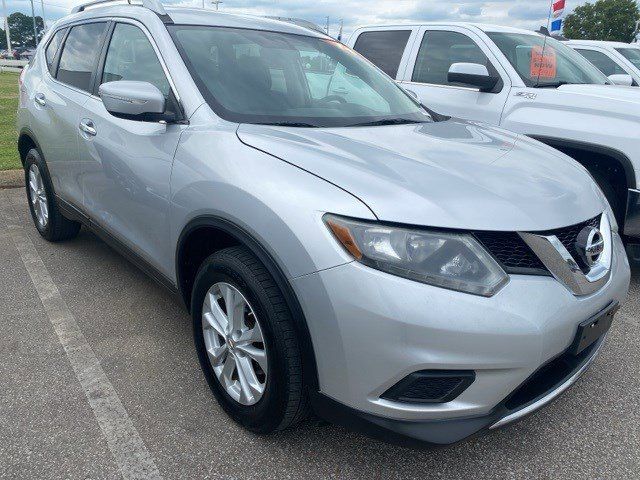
[324,214,508,297]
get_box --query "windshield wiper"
[258,122,320,128]
[346,118,427,127]
[532,81,574,88]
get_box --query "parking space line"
[0,194,163,480]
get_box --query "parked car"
[348,24,640,251]
[17,3,630,447]
[567,40,640,87]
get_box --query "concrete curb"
[0,170,24,190]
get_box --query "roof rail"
[71,0,167,16]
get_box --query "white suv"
[348,24,640,250]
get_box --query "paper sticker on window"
[530,46,557,79]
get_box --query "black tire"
[191,246,309,433]
[24,148,81,242]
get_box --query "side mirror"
[608,74,634,86]
[448,63,499,92]
[99,81,166,121]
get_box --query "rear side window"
[353,30,411,78]
[574,48,627,77]
[45,28,66,74]
[412,31,490,86]
[57,22,108,92]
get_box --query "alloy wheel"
[202,282,268,406]
[28,164,48,229]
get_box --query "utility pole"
[337,18,343,42]
[2,0,12,56]
[325,16,329,36]
[40,0,46,32]
[211,0,222,10]
[29,0,38,47]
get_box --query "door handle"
[331,88,349,94]
[79,119,97,137]
[35,93,46,106]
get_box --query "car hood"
[237,120,604,231]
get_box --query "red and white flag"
[552,0,566,19]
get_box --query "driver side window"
[412,30,491,87]
[101,23,176,115]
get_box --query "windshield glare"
[169,26,431,127]
[616,48,640,70]
[487,32,610,87]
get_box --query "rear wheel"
[24,148,81,242]
[191,246,309,433]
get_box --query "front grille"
[537,215,601,272]
[382,370,475,404]
[474,215,601,276]
[474,231,547,274]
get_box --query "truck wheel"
[191,246,309,433]
[24,148,81,242]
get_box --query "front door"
[398,26,510,125]
[78,20,186,277]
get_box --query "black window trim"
[93,17,186,123]
[50,19,111,95]
[410,28,504,94]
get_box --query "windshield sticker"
[530,46,557,79]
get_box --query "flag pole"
[546,0,554,31]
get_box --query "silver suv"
[17,0,630,447]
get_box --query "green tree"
[8,12,45,49]
[0,27,6,50]
[563,0,640,42]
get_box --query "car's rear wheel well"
[18,133,38,167]
[531,137,633,229]
[177,225,240,310]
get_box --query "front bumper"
[293,233,630,446]
[310,335,606,447]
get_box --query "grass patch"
[0,72,21,171]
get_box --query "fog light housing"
[382,370,475,404]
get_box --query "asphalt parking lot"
[1,186,639,480]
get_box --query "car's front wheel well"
[18,133,38,167]
[177,225,240,310]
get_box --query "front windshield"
[616,48,640,70]
[169,25,431,127]
[487,32,610,87]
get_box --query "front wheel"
[191,246,309,433]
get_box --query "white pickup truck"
[347,23,640,249]
[567,40,640,87]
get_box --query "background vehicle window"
[45,28,66,74]
[574,49,627,76]
[412,31,491,86]
[616,48,640,69]
[57,22,108,92]
[352,30,411,78]
[487,32,609,87]
[102,23,171,98]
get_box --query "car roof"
[58,5,330,39]
[354,22,540,36]
[566,39,639,48]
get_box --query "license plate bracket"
[569,302,618,356]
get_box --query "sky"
[2,0,590,40]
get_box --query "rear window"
[57,22,108,92]
[353,30,411,78]
[45,28,66,74]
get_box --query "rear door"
[29,21,109,207]
[78,20,186,276]
[397,26,510,124]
